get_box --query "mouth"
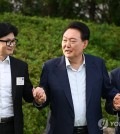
[65,49,71,52]
[7,48,13,51]
[65,50,72,53]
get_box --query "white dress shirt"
[0,56,14,118]
[65,56,87,126]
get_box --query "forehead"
[63,28,81,38]
[0,33,15,40]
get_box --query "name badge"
[16,77,24,85]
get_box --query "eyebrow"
[4,38,16,40]
[63,36,77,40]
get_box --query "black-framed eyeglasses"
[0,38,18,46]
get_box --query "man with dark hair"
[33,21,118,134]
[0,22,33,134]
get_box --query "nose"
[65,40,71,47]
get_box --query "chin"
[65,56,72,60]
[65,54,71,57]
[7,52,13,55]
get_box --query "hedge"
[0,13,120,134]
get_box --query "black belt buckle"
[76,127,81,133]
[0,118,2,123]
[0,118,4,123]
[74,126,88,134]
[0,117,14,123]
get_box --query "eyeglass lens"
[6,39,18,46]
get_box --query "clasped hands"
[113,93,120,111]
[32,87,120,109]
[33,87,46,104]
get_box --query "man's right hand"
[113,93,120,111]
[32,87,46,104]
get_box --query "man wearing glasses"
[0,22,34,134]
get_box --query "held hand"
[113,93,120,111]
[32,87,46,104]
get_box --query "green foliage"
[0,13,120,133]
[20,0,41,16]
[22,101,49,134]
[108,0,120,26]
[0,0,120,25]
[0,0,13,13]
[86,22,120,70]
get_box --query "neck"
[69,55,84,70]
[0,55,7,61]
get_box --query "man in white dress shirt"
[0,22,34,134]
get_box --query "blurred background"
[0,0,120,26]
[0,0,120,134]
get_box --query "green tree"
[0,0,13,13]
[39,0,59,17]
[108,0,120,26]
[57,0,74,18]
[20,0,41,16]
[0,0,120,25]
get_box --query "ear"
[83,40,88,49]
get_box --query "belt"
[0,117,14,123]
[73,126,88,134]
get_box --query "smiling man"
[34,21,119,134]
[0,22,33,134]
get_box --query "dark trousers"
[115,126,120,134]
[0,121,14,134]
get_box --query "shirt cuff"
[33,100,43,108]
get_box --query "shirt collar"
[65,54,85,70]
[2,56,10,64]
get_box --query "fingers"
[114,93,120,104]
[113,93,120,110]
[32,87,36,97]
[33,87,46,104]
[113,103,120,111]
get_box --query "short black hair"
[0,22,18,38]
[63,21,90,41]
